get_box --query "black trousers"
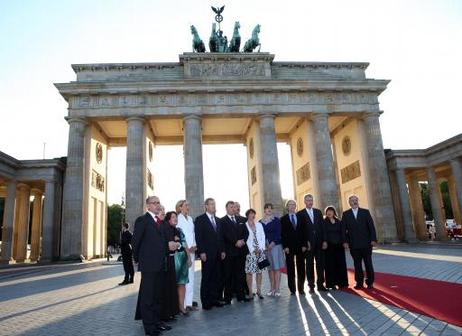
[200,254,220,308]
[285,251,306,293]
[306,248,325,288]
[138,271,163,334]
[224,255,246,302]
[350,247,374,286]
[122,254,134,281]
[325,243,348,288]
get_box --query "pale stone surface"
[41,181,56,261]
[450,159,462,219]
[1,180,17,262]
[183,115,205,218]
[394,168,417,242]
[362,113,398,242]
[13,183,31,262]
[408,175,428,240]
[311,113,339,211]
[29,189,43,261]
[258,114,283,215]
[427,167,448,240]
[61,118,87,259]
[125,117,146,227]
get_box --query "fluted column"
[183,115,204,219]
[258,114,283,215]
[1,181,17,263]
[395,169,417,242]
[311,113,339,210]
[427,167,448,240]
[362,113,398,242]
[41,181,56,261]
[408,175,427,240]
[125,117,147,228]
[448,177,462,227]
[61,117,87,259]
[29,189,43,261]
[450,158,462,219]
[13,183,31,262]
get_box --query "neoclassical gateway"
[1,52,461,262]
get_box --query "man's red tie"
[155,216,161,228]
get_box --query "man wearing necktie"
[342,195,377,290]
[194,198,226,310]
[221,201,249,304]
[297,194,328,294]
[131,196,178,336]
[281,200,309,295]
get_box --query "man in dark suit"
[194,198,226,310]
[234,201,250,296]
[119,222,134,286]
[281,200,308,295]
[221,201,249,304]
[297,194,328,293]
[342,195,377,290]
[132,196,178,336]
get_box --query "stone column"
[395,169,417,242]
[41,181,56,261]
[362,113,398,242]
[258,114,283,215]
[311,113,339,210]
[427,167,448,240]
[408,175,427,240]
[1,180,17,263]
[448,177,462,226]
[450,158,462,220]
[61,117,87,260]
[29,189,43,261]
[125,117,147,227]
[13,183,31,262]
[183,115,204,219]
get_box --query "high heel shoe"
[256,292,264,300]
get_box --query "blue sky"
[1,0,461,214]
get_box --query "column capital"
[126,116,146,124]
[31,188,43,197]
[257,113,276,121]
[65,117,88,125]
[183,114,202,122]
[17,183,30,191]
[361,111,383,120]
[310,112,329,121]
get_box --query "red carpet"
[341,269,462,327]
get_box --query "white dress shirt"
[305,207,314,222]
[352,207,359,219]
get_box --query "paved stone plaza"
[0,245,461,336]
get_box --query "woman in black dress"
[159,211,180,321]
[323,206,349,289]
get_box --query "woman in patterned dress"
[244,208,267,300]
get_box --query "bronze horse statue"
[227,21,241,52]
[190,25,205,53]
[243,24,261,52]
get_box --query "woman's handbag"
[258,255,270,270]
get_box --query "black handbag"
[258,257,270,270]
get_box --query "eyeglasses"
[148,201,159,205]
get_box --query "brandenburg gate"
[55,51,398,260]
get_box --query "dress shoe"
[214,301,224,308]
[157,322,172,331]
[309,288,315,294]
[128,279,134,284]
[290,291,296,295]
[223,300,231,305]
[367,284,374,290]
[298,291,306,296]
[118,281,129,286]
[202,305,213,310]
[317,285,328,292]
[354,284,364,290]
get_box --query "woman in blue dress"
[260,203,285,297]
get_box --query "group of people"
[122,194,378,336]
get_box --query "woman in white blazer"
[245,208,267,300]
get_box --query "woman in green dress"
[168,211,192,316]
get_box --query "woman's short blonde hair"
[175,199,187,213]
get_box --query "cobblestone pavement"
[0,245,461,336]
